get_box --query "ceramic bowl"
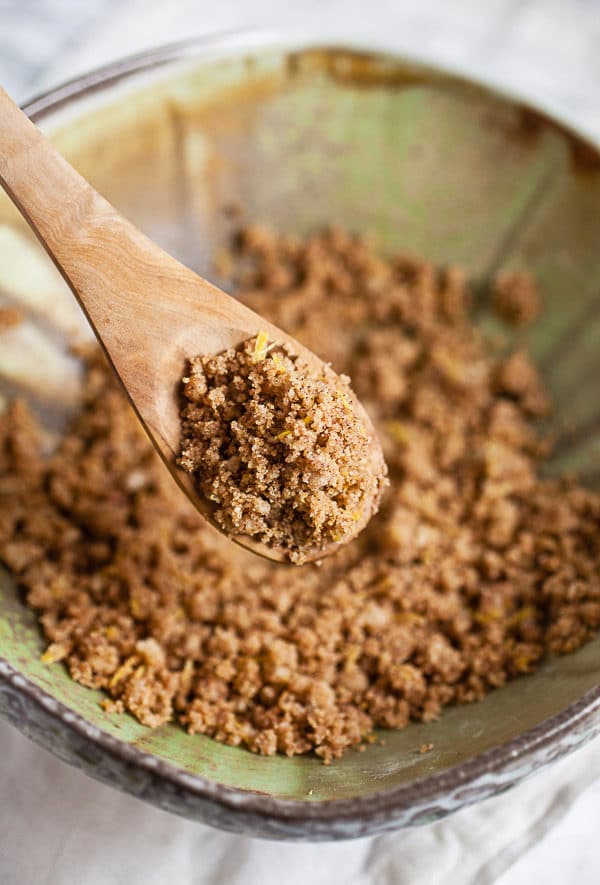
[1,35,600,841]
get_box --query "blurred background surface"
[2,0,600,141]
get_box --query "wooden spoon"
[0,86,385,564]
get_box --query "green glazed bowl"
[2,34,600,841]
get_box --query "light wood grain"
[0,85,384,563]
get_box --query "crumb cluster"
[177,334,386,562]
[491,270,541,327]
[1,225,600,762]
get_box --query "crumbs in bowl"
[1,226,600,762]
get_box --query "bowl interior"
[1,45,600,804]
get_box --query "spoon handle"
[0,84,266,458]
[0,87,116,282]
[0,85,174,330]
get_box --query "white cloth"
[2,717,600,885]
[2,1,600,882]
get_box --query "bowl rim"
[2,30,600,838]
[21,27,600,148]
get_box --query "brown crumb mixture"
[177,334,387,562]
[2,225,600,763]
